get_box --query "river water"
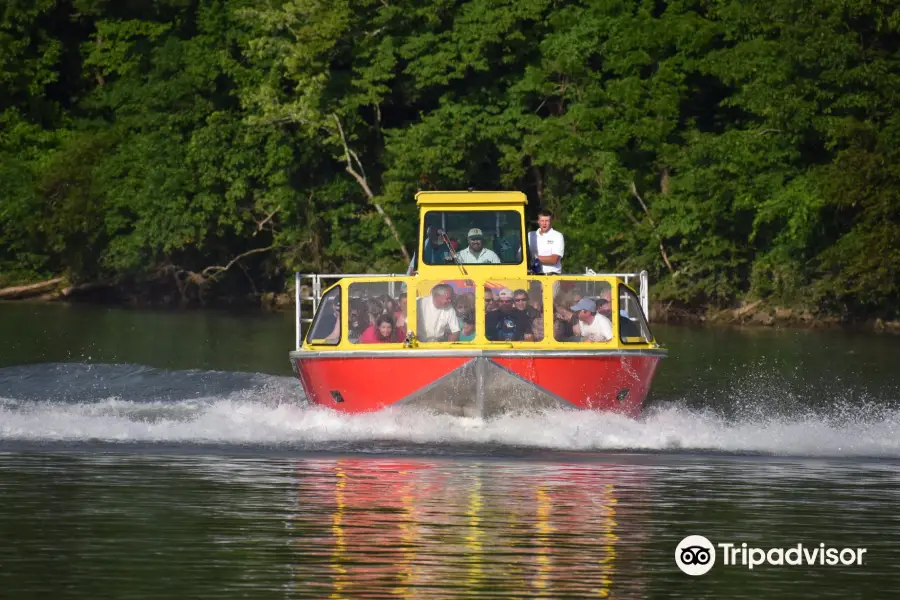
[1,302,899,598]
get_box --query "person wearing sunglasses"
[485,289,534,341]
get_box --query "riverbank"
[651,300,900,335]
[3,277,899,335]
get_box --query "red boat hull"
[291,350,665,418]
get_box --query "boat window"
[552,279,614,343]
[416,279,475,343]
[347,281,408,344]
[484,280,544,342]
[306,286,341,345]
[618,286,654,344]
[421,210,522,265]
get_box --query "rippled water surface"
[1,302,900,598]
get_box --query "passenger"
[455,292,476,316]
[570,298,613,342]
[486,289,534,341]
[513,289,539,320]
[416,283,460,342]
[553,293,577,341]
[359,314,397,344]
[321,296,341,342]
[528,209,564,274]
[348,300,366,343]
[597,296,612,320]
[378,294,396,316]
[457,228,501,264]
[484,288,498,312]
[366,298,384,327]
[423,226,453,264]
[458,313,476,341]
[393,294,408,339]
[531,310,544,342]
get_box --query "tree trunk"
[0,278,64,300]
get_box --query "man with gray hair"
[416,283,460,342]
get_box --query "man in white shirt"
[456,228,501,264]
[416,283,460,342]
[570,298,613,342]
[527,209,564,274]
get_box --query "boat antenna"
[439,229,468,276]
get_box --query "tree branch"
[630,181,675,274]
[254,206,281,235]
[201,244,276,278]
[332,113,411,263]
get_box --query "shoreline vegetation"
[2,276,899,335]
[2,1,898,327]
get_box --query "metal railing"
[295,273,407,349]
[294,269,652,349]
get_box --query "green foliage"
[1,0,899,318]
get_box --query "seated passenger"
[570,298,613,342]
[456,229,501,264]
[393,294,408,339]
[455,292,475,316]
[484,288,498,312]
[486,289,534,341]
[458,313,476,341]
[513,289,539,320]
[423,226,453,264]
[416,283,460,342]
[359,314,397,344]
[313,296,341,342]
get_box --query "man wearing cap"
[571,297,613,342]
[528,209,564,274]
[486,289,534,341]
[456,228,501,264]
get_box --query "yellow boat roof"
[415,190,527,206]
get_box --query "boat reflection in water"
[289,458,652,599]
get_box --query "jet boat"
[289,191,666,417]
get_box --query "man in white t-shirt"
[457,228,501,264]
[527,209,564,274]
[570,298,613,342]
[416,283,460,342]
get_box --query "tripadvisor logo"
[676,535,716,576]
[675,536,867,575]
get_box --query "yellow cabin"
[294,190,660,353]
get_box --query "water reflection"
[291,459,649,599]
[4,453,899,599]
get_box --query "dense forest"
[2,0,899,321]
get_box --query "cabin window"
[415,279,475,343]
[306,287,342,345]
[618,286,654,344]
[347,281,408,344]
[552,279,614,343]
[421,210,523,265]
[484,280,544,342]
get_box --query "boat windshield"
[421,210,522,266]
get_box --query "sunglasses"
[514,298,527,303]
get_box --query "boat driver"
[456,228,501,264]
[485,289,534,341]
